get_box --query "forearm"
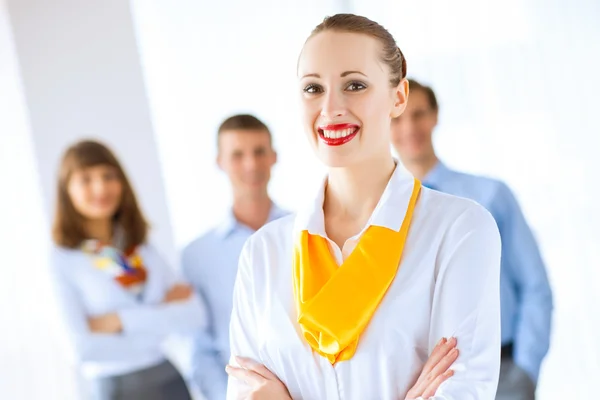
[514,297,553,383]
[119,296,207,337]
[73,333,159,363]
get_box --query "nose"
[91,177,108,196]
[320,90,346,119]
[242,154,259,172]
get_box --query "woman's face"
[67,164,123,221]
[298,31,408,168]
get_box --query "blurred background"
[1,0,598,399]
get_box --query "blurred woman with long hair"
[50,139,205,400]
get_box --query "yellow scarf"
[293,179,421,364]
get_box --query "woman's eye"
[303,84,323,94]
[104,170,119,181]
[346,81,367,91]
[78,174,91,185]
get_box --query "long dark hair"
[52,139,148,249]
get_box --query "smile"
[317,123,360,146]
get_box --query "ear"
[216,153,224,171]
[272,150,278,166]
[390,79,409,119]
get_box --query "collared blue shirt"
[424,161,553,383]
[181,204,290,400]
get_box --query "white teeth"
[322,128,356,139]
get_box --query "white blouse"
[50,243,207,378]
[227,165,502,400]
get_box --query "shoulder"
[421,188,500,245]
[179,228,224,278]
[182,226,222,257]
[420,186,487,218]
[428,190,501,269]
[453,168,514,199]
[48,245,88,283]
[237,214,296,278]
[243,214,296,256]
[455,171,520,214]
[448,168,506,193]
[50,245,85,268]
[271,203,292,219]
[452,198,500,241]
[436,167,516,215]
[259,213,297,236]
[416,189,502,285]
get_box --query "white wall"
[132,0,599,398]
[0,1,79,398]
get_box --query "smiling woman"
[49,140,206,400]
[225,13,502,400]
[297,18,405,170]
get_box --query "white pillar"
[6,0,176,265]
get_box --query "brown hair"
[217,114,272,148]
[408,78,439,111]
[307,13,407,87]
[52,139,148,250]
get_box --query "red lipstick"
[317,123,360,146]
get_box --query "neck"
[324,154,396,224]
[401,153,439,180]
[84,219,113,244]
[232,192,273,231]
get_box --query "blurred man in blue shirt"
[391,79,553,400]
[181,114,289,400]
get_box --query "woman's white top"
[50,243,206,378]
[227,165,502,400]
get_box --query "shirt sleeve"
[118,245,208,337]
[181,246,228,400]
[226,238,261,400]
[191,324,229,400]
[496,183,553,383]
[427,205,502,399]
[49,251,161,363]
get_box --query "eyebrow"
[341,70,367,77]
[301,70,368,79]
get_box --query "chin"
[84,207,118,220]
[316,150,361,169]
[399,148,423,161]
